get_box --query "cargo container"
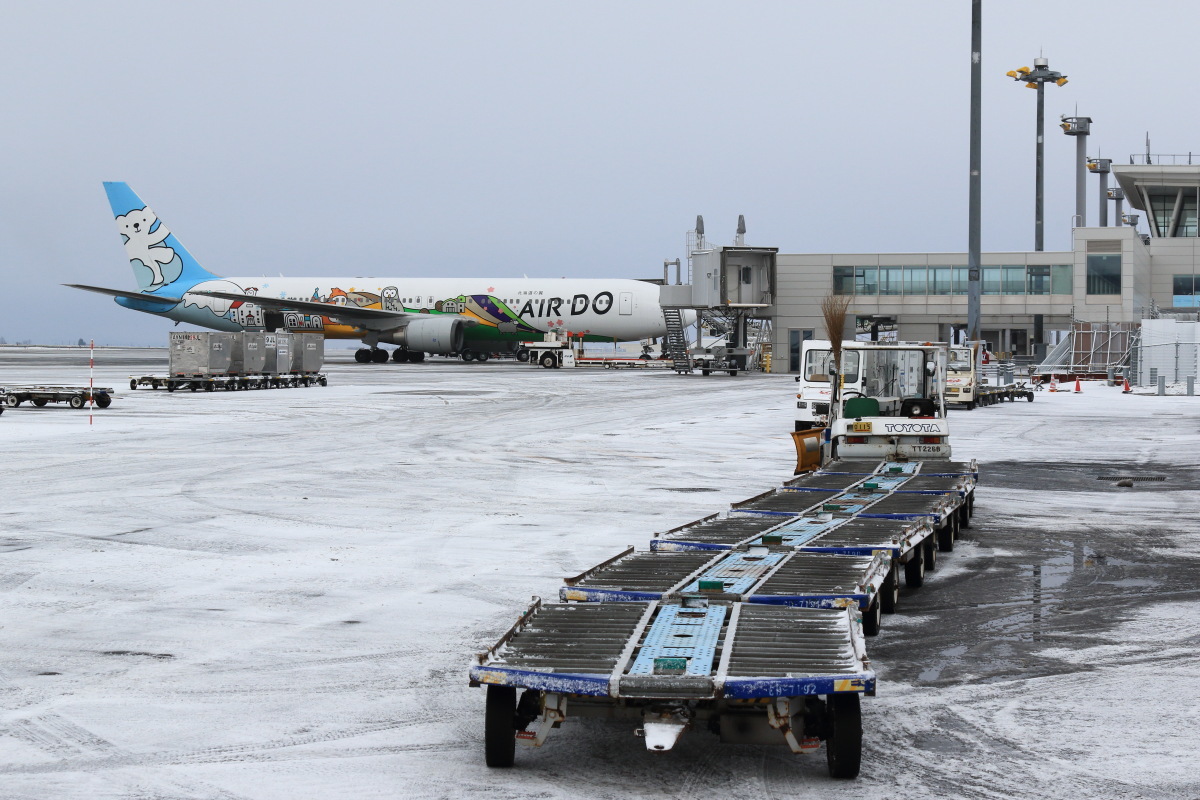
[241,332,269,374]
[288,333,325,374]
[263,332,292,375]
[169,332,238,376]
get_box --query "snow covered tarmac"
[1,348,1198,799]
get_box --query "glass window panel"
[1003,265,1026,295]
[878,267,902,295]
[983,267,1001,295]
[1149,192,1173,236]
[953,266,970,295]
[1179,196,1197,237]
[841,351,860,383]
[930,267,952,295]
[832,266,853,295]
[804,349,831,381]
[854,267,877,296]
[1027,265,1050,295]
[1086,254,1122,295]
[1051,264,1072,294]
[903,267,927,295]
[804,345,857,381]
[789,330,802,372]
[1174,275,1198,307]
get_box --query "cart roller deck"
[471,595,873,775]
[560,546,892,634]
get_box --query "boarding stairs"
[662,308,692,373]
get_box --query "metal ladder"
[662,308,692,373]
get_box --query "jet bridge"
[659,244,778,372]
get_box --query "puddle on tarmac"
[919,645,967,682]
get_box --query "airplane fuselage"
[125,275,680,346]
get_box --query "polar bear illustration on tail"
[116,207,176,288]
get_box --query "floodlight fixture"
[1008,56,1069,250]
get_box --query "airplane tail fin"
[103,182,218,294]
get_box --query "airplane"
[69,183,695,363]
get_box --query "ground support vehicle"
[2,386,114,409]
[689,346,743,376]
[574,356,671,370]
[944,344,1034,408]
[525,340,577,369]
[470,596,874,776]
[128,374,328,391]
[561,546,892,636]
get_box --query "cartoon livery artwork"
[68,183,692,363]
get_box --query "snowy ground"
[1,347,1198,799]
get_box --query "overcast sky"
[2,1,1195,344]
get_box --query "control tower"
[1112,160,1199,237]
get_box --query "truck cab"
[794,339,855,433]
[793,341,951,466]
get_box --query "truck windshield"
[948,350,972,370]
[804,350,860,383]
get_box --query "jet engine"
[378,316,466,355]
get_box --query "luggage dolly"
[470,595,874,778]
[562,545,892,635]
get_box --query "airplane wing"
[188,290,411,331]
[65,284,183,305]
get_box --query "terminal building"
[758,160,1200,373]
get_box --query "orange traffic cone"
[1122,377,1132,393]
[1049,377,1059,392]
[1074,378,1082,393]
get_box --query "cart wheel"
[484,685,517,768]
[540,354,556,369]
[167,382,176,393]
[95,395,112,409]
[32,398,48,407]
[69,394,85,409]
[204,383,214,392]
[189,384,198,392]
[880,566,898,614]
[319,377,328,387]
[4,395,19,407]
[701,370,710,376]
[904,547,925,588]
[825,693,862,779]
[130,379,138,390]
[924,536,937,572]
[938,520,955,551]
[862,599,881,637]
[728,370,738,377]
[1027,393,1034,402]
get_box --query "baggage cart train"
[470,458,978,778]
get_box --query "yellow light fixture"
[1006,70,1018,78]
[1018,66,1031,74]
[1056,77,1069,87]
[1025,82,1038,89]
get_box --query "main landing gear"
[355,347,426,364]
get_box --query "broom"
[821,294,852,389]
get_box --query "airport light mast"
[1007,57,1068,251]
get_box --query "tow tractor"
[793,341,950,470]
[944,342,1033,408]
